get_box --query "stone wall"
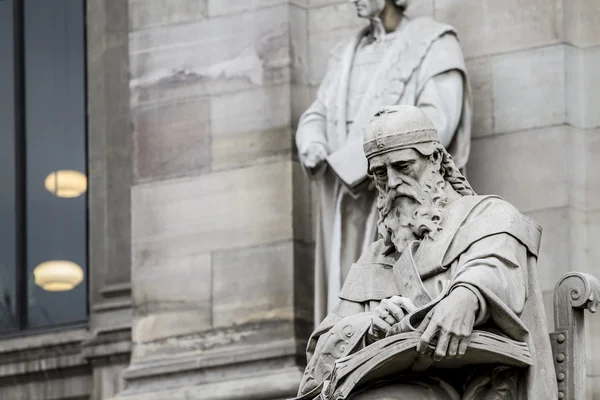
[121,1,312,399]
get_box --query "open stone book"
[296,328,532,400]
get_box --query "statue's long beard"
[377,171,448,253]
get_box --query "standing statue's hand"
[367,296,417,343]
[417,287,479,361]
[300,142,328,171]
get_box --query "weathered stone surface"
[467,126,568,213]
[207,0,285,17]
[569,127,600,211]
[293,240,315,339]
[133,252,212,342]
[308,2,361,35]
[564,0,600,48]
[209,84,292,171]
[0,374,92,400]
[435,0,486,58]
[527,207,570,292]
[210,84,291,136]
[492,45,565,133]
[132,97,211,183]
[211,126,292,172]
[129,0,208,31]
[129,5,290,106]
[465,56,492,138]
[92,363,128,400]
[111,364,302,400]
[290,0,349,8]
[570,209,600,275]
[212,241,295,328]
[290,4,309,85]
[291,84,312,127]
[0,328,91,399]
[405,0,434,18]
[132,161,294,255]
[566,45,600,130]
[436,0,561,58]
[484,0,562,54]
[86,11,133,383]
[292,162,314,243]
[586,312,600,397]
[134,310,212,345]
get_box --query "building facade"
[0,0,599,399]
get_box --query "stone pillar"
[116,1,313,399]
[82,0,133,398]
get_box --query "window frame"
[0,0,89,336]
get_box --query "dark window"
[0,0,88,333]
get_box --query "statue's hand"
[367,296,417,343]
[300,142,328,171]
[417,287,479,361]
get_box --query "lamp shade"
[44,170,87,198]
[33,260,84,292]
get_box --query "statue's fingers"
[384,314,396,326]
[446,336,460,358]
[316,148,328,160]
[303,157,317,168]
[390,296,417,313]
[385,302,405,322]
[374,305,389,319]
[417,320,438,354]
[433,331,450,362]
[457,337,470,357]
[371,316,392,334]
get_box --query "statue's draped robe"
[297,196,557,399]
[296,17,472,324]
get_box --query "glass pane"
[0,0,19,332]
[24,0,87,328]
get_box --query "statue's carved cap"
[363,105,439,160]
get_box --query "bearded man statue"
[294,105,557,400]
[296,0,472,324]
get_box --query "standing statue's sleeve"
[295,56,337,158]
[417,71,463,148]
[415,33,467,149]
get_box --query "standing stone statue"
[294,105,556,400]
[296,0,472,324]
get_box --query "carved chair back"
[550,273,600,400]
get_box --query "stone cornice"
[82,325,132,366]
[0,328,89,381]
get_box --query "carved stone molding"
[82,325,131,367]
[551,272,600,400]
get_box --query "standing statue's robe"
[296,17,472,324]
[296,195,557,399]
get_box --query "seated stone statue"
[295,105,557,399]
